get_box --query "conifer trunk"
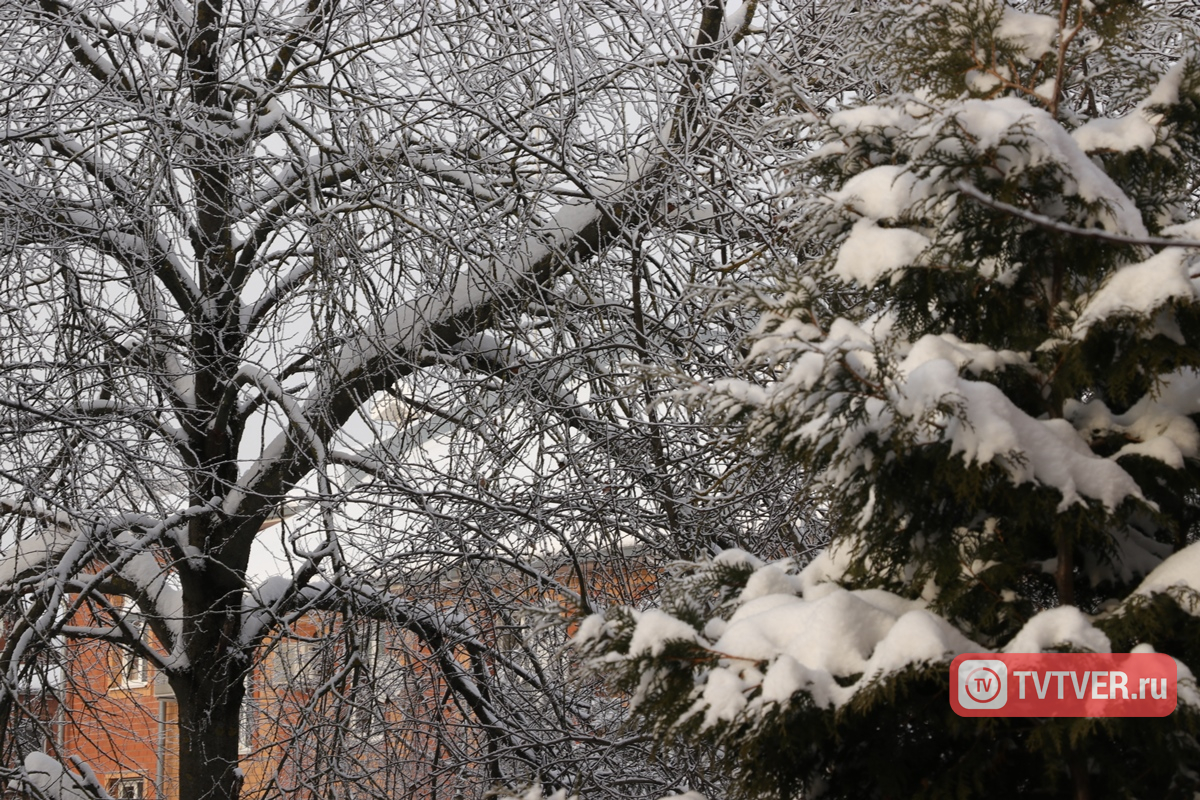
[1060,528,1086,798]
[1070,754,1091,800]
[1055,532,1075,607]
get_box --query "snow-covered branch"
[957,181,1200,250]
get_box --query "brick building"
[40,616,419,800]
[9,552,654,800]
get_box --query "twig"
[956,181,1200,250]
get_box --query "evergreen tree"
[577,2,1200,798]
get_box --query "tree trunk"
[1055,531,1075,607]
[1069,752,1091,800]
[171,523,252,800]
[172,640,248,800]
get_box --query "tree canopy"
[0,1,854,799]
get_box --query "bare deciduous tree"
[0,1,851,799]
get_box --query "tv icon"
[958,659,1007,709]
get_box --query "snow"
[818,97,1157,288]
[723,0,750,34]
[117,545,184,641]
[1146,59,1187,108]
[706,377,768,410]
[581,550,972,720]
[210,97,286,141]
[693,577,975,712]
[1073,248,1196,337]
[862,608,977,679]
[898,333,1029,377]
[406,148,505,203]
[1132,539,1200,606]
[966,70,1002,94]
[827,105,915,136]
[795,540,855,596]
[912,97,1149,237]
[832,165,925,220]
[759,654,810,704]
[1073,58,1191,153]
[497,787,576,800]
[1176,656,1200,707]
[223,435,287,515]
[893,359,1144,511]
[1072,115,1157,153]
[718,591,892,670]
[1163,219,1200,241]
[832,220,930,288]
[1113,433,1190,470]
[573,613,607,645]
[236,365,328,475]
[995,9,1059,62]
[247,575,295,609]
[1003,606,1111,653]
[326,189,604,381]
[310,138,659,416]
[727,314,1148,520]
[712,548,765,570]
[1067,370,1200,470]
[737,563,803,603]
[751,315,884,397]
[1138,643,1200,707]
[625,609,698,656]
[617,553,1159,731]
[451,331,523,365]
[170,0,193,26]
[697,666,750,727]
[17,754,102,800]
[0,527,76,586]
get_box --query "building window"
[120,652,150,688]
[270,639,317,689]
[110,778,144,800]
[114,607,151,689]
[346,684,380,743]
[238,695,255,754]
[12,712,46,757]
[270,637,339,691]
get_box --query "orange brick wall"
[36,557,660,800]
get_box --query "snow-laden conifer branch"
[584,4,1200,797]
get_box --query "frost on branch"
[0,0,797,795]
